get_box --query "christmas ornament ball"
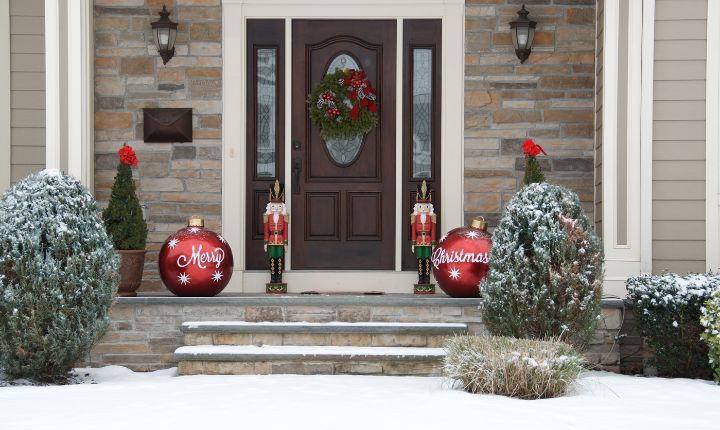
[159,217,234,297]
[431,218,492,298]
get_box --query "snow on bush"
[444,335,585,399]
[0,170,119,381]
[481,183,604,347]
[701,289,720,383]
[626,273,720,379]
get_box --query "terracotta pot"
[117,250,146,297]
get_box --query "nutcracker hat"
[416,180,433,203]
[269,180,285,203]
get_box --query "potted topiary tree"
[103,144,148,297]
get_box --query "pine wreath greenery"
[102,144,147,250]
[307,69,378,140]
[0,170,119,381]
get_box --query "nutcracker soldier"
[411,180,437,294]
[264,180,289,294]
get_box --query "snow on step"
[175,345,446,362]
[181,321,468,334]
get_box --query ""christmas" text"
[431,248,489,269]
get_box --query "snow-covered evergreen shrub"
[0,170,119,381]
[444,335,585,399]
[481,183,604,347]
[701,289,720,383]
[627,273,720,379]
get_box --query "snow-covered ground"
[1,367,718,430]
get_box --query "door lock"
[292,140,302,151]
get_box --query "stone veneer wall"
[93,0,222,293]
[92,0,597,291]
[464,0,596,226]
[89,297,623,372]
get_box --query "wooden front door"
[291,20,396,270]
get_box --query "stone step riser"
[178,359,443,376]
[184,332,455,348]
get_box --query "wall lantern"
[509,4,537,64]
[151,5,178,65]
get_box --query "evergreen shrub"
[102,144,147,250]
[701,289,720,383]
[444,335,585,399]
[0,170,119,381]
[627,273,720,379]
[481,183,604,347]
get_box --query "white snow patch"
[182,321,467,329]
[0,368,718,430]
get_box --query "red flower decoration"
[327,107,341,118]
[118,144,138,167]
[522,139,547,157]
[322,92,335,103]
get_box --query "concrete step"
[181,321,467,348]
[175,344,446,376]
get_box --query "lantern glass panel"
[514,26,530,50]
[168,27,177,51]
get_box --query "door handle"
[292,158,302,194]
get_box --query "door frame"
[222,0,465,293]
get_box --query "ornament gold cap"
[188,216,204,228]
[470,216,487,230]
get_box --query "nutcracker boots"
[270,257,277,283]
[277,257,284,284]
[417,258,431,284]
[424,259,432,284]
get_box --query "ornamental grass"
[443,335,585,400]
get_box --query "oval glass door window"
[323,53,364,166]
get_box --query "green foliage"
[523,155,546,185]
[444,335,585,399]
[307,69,378,140]
[701,289,720,383]
[627,273,719,379]
[103,162,147,250]
[481,183,604,348]
[0,170,119,381]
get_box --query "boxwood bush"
[0,170,119,381]
[701,289,720,383]
[444,335,585,399]
[481,183,604,348]
[626,273,720,379]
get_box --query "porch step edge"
[181,321,468,334]
[174,345,446,362]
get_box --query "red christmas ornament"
[159,217,234,297]
[431,218,492,298]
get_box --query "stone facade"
[93,0,223,293]
[92,0,597,292]
[463,0,596,226]
[88,297,622,372]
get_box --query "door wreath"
[307,69,379,140]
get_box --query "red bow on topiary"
[522,139,547,157]
[118,144,138,167]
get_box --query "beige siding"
[9,0,45,183]
[652,0,707,274]
[595,0,604,238]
